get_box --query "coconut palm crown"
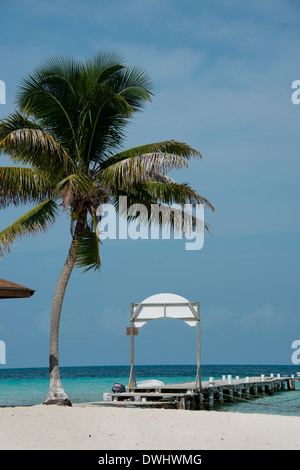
[0,52,214,405]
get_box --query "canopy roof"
[0,278,35,299]
[132,293,199,327]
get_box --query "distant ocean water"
[0,364,300,416]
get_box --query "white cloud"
[203,303,295,335]
[241,303,286,332]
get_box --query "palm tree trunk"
[43,212,86,406]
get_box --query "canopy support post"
[128,303,136,389]
[195,302,201,393]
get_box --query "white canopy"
[132,293,199,327]
[128,293,201,390]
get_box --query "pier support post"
[208,391,214,408]
[178,397,185,410]
[219,390,224,405]
[199,393,203,410]
[288,379,295,391]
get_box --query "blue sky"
[0,0,299,368]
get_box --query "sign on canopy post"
[127,293,201,392]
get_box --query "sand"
[0,404,299,450]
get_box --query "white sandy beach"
[0,404,299,450]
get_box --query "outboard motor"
[111,383,126,393]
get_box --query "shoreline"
[0,404,299,450]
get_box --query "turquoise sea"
[0,364,300,416]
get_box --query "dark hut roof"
[0,278,35,299]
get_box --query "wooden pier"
[91,374,297,410]
[81,296,296,411]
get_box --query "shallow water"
[0,364,299,416]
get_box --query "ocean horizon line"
[0,362,298,372]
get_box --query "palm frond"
[111,65,153,111]
[99,153,189,191]
[112,179,214,229]
[16,61,82,163]
[133,181,215,212]
[111,194,211,236]
[74,230,101,273]
[56,173,96,199]
[84,51,125,88]
[84,86,134,166]
[0,199,59,255]
[97,140,202,187]
[0,112,73,175]
[0,166,53,208]
[100,140,202,169]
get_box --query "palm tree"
[0,52,214,405]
